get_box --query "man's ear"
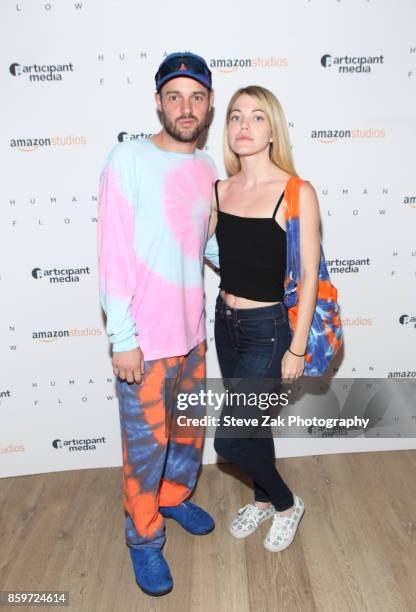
[155,91,162,111]
[209,89,214,111]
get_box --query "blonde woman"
[208,86,320,552]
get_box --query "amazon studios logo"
[399,314,416,328]
[117,131,153,142]
[32,266,90,283]
[320,53,384,73]
[404,195,416,209]
[11,135,87,151]
[311,128,385,142]
[52,436,106,452]
[0,443,25,454]
[210,56,288,72]
[9,61,74,82]
[32,328,103,342]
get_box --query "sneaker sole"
[137,582,173,597]
[190,523,215,536]
[229,512,274,540]
[263,507,305,553]
[166,522,215,535]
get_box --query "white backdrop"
[1,0,415,477]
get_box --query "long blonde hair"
[223,85,297,177]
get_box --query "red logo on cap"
[179,62,187,71]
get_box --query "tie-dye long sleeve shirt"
[98,139,218,360]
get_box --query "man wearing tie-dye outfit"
[98,53,218,597]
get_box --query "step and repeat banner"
[1,1,415,477]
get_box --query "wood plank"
[0,450,415,611]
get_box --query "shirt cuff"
[112,336,139,352]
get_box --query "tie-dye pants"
[116,341,206,549]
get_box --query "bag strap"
[284,176,303,222]
[284,177,303,284]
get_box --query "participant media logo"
[399,314,416,328]
[326,258,370,273]
[9,61,74,82]
[210,56,288,73]
[117,131,153,142]
[0,390,11,398]
[31,266,90,283]
[52,436,106,452]
[320,54,384,73]
[10,135,87,152]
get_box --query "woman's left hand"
[281,350,304,382]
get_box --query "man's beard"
[161,111,207,143]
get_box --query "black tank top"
[215,180,286,302]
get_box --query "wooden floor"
[1,450,415,612]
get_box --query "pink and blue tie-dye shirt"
[98,138,218,360]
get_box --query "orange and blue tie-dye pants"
[116,341,206,549]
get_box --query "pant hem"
[273,498,295,512]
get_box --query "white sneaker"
[229,503,274,539]
[263,495,305,552]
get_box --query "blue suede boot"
[159,500,215,535]
[129,547,173,597]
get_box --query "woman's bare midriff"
[220,289,281,309]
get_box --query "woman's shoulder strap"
[214,179,221,212]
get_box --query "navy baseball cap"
[155,52,212,92]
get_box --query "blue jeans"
[214,293,294,511]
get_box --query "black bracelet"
[288,348,306,358]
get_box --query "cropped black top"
[214,180,286,302]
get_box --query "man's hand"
[112,347,145,384]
